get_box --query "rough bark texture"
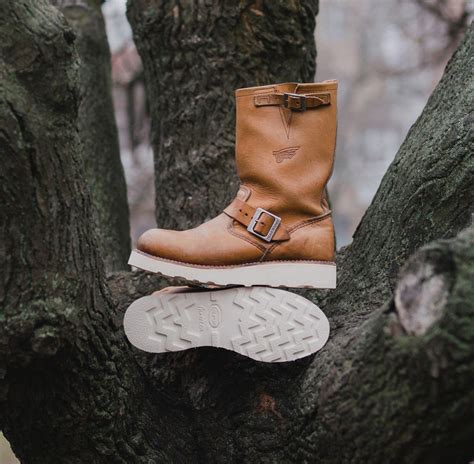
[317,22,474,327]
[127,0,319,229]
[1,1,473,463]
[0,2,186,462]
[51,0,131,271]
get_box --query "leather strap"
[254,92,331,111]
[224,198,290,241]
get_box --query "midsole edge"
[128,250,337,288]
[129,249,336,269]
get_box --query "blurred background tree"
[317,0,472,245]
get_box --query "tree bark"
[127,0,319,229]
[1,1,473,463]
[0,2,186,462]
[51,0,131,271]
[317,21,474,329]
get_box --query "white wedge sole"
[128,250,336,289]
[123,286,330,363]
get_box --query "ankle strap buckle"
[247,208,282,242]
[283,93,306,111]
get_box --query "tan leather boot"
[129,81,338,288]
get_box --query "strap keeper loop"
[283,93,306,111]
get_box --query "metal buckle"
[247,208,281,242]
[283,93,306,111]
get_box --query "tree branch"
[319,24,474,324]
[51,0,131,271]
[288,227,474,463]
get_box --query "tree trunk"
[1,1,473,463]
[51,0,131,271]
[0,2,184,462]
[127,0,319,229]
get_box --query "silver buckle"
[283,93,306,111]
[247,208,281,242]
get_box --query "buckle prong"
[247,208,281,242]
[283,93,306,111]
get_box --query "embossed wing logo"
[273,146,300,163]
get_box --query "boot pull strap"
[254,92,331,112]
[224,198,290,242]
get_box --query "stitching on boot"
[264,213,333,258]
[278,106,292,139]
[287,211,332,233]
[227,219,267,253]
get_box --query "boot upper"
[137,81,338,266]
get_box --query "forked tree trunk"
[0,1,473,463]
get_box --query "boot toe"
[137,228,193,262]
[137,228,168,257]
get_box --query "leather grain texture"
[137,81,338,267]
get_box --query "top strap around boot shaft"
[253,92,331,112]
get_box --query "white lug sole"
[123,286,330,363]
[128,250,336,289]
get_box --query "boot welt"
[123,286,330,362]
[128,250,336,289]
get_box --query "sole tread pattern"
[124,287,330,362]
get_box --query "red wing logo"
[273,146,300,163]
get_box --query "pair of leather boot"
[124,81,338,362]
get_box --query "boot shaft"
[235,81,337,223]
